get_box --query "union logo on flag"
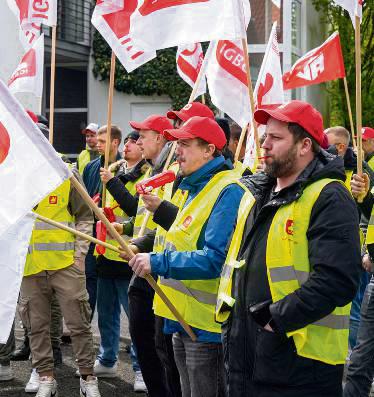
[139,0,209,15]
[8,49,36,87]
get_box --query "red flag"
[283,32,346,90]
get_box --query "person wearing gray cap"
[77,123,100,174]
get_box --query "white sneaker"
[134,371,147,393]
[35,377,58,397]
[25,369,40,393]
[0,363,13,381]
[80,376,101,397]
[93,359,117,378]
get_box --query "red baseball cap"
[167,102,214,122]
[254,100,324,146]
[129,115,173,134]
[362,127,374,141]
[163,116,226,150]
[26,110,38,123]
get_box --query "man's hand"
[142,194,162,213]
[351,174,369,200]
[100,167,113,184]
[129,253,152,278]
[112,222,124,235]
[119,244,139,262]
[362,254,373,272]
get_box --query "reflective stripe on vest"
[153,169,244,334]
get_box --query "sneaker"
[25,369,40,393]
[35,377,58,397]
[0,363,14,381]
[80,376,101,397]
[134,371,147,393]
[370,379,374,397]
[93,360,117,378]
[10,337,31,361]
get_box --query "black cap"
[37,123,49,139]
[37,114,49,127]
[124,130,140,143]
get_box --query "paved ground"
[0,313,145,397]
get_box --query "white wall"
[0,6,41,113]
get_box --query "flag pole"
[102,51,116,207]
[70,175,197,341]
[355,15,362,175]
[48,25,57,145]
[201,94,206,104]
[234,124,248,163]
[343,77,356,148]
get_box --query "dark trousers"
[344,276,374,397]
[155,316,182,397]
[85,242,97,318]
[128,282,170,397]
[0,322,15,365]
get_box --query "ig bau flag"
[244,22,284,168]
[333,0,362,28]
[92,0,156,72]
[176,43,206,100]
[8,34,44,98]
[0,78,71,239]
[7,0,57,48]
[129,0,251,51]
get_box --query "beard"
[264,145,298,178]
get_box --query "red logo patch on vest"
[183,215,193,228]
[285,219,294,235]
[49,195,58,205]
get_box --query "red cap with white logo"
[254,100,324,146]
[163,116,226,150]
[129,115,173,134]
[167,102,214,122]
[362,127,374,141]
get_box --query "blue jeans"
[97,277,140,372]
[172,333,226,397]
[344,275,374,397]
[85,243,97,318]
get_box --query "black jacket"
[223,150,361,397]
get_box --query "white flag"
[176,43,206,99]
[129,0,251,51]
[7,0,57,48]
[92,0,156,72]
[0,78,71,239]
[0,213,36,344]
[8,34,44,98]
[333,0,362,28]
[244,22,284,168]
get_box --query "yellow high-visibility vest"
[368,156,374,172]
[153,170,244,334]
[78,149,91,175]
[345,169,354,192]
[24,178,75,276]
[216,178,351,365]
[365,186,374,245]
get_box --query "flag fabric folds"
[129,0,251,51]
[176,43,206,99]
[0,78,71,239]
[333,0,362,28]
[92,0,156,72]
[8,33,44,98]
[0,213,36,344]
[283,32,346,90]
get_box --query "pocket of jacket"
[18,297,31,332]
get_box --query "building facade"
[0,0,327,157]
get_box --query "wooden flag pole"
[355,16,362,176]
[70,175,196,341]
[49,25,57,145]
[343,77,356,148]
[201,94,206,105]
[234,124,248,163]
[102,51,116,207]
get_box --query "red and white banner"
[7,0,57,48]
[92,0,155,72]
[333,0,362,28]
[176,43,206,99]
[244,23,284,168]
[283,32,346,90]
[8,34,44,98]
[129,0,251,51]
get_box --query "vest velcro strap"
[137,207,147,215]
[34,221,75,230]
[115,216,127,223]
[313,314,350,330]
[217,293,235,307]
[33,242,75,252]
[133,226,153,236]
[269,267,309,285]
[165,242,177,251]
[160,278,217,305]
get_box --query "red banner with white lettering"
[176,43,206,99]
[283,32,346,90]
[7,0,57,48]
[92,0,155,72]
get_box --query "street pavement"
[0,313,144,397]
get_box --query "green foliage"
[311,0,374,128]
[92,31,210,109]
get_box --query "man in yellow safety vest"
[77,123,100,174]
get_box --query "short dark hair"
[229,122,242,141]
[98,125,122,143]
[288,123,320,154]
[196,137,222,158]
